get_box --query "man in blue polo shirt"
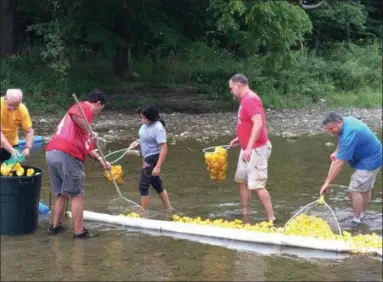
[320,112,382,224]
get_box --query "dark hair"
[83,89,106,105]
[229,73,249,86]
[323,112,343,125]
[137,104,165,127]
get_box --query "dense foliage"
[0,0,381,112]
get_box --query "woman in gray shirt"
[130,105,173,215]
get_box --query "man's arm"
[24,127,34,149]
[88,149,103,162]
[321,132,356,194]
[20,106,34,153]
[331,136,340,160]
[323,159,345,186]
[246,114,262,150]
[71,115,90,131]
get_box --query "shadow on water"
[1,134,382,281]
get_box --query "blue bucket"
[39,201,50,215]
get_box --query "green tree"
[208,0,313,55]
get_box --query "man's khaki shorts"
[234,141,272,190]
[349,167,381,193]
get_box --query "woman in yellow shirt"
[0,89,34,163]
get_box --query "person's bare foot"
[242,206,250,216]
[242,215,250,224]
[139,209,148,218]
[166,207,174,213]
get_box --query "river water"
[1,135,382,281]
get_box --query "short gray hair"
[6,88,23,100]
[229,73,249,86]
[323,112,343,125]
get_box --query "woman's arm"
[152,143,167,176]
[155,143,167,169]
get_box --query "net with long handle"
[72,94,145,216]
[202,145,231,183]
[283,161,342,236]
[283,195,342,235]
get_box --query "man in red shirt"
[229,74,276,222]
[46,89,111,238]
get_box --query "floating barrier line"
[67,211,382,257]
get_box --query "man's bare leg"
[239,183,251,215]
[52,195,68,227]
[350,191,363,222]
[71,194,84,234]
[254,188,275,221]
[361,190,371,218]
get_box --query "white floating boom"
[69,211,382,257]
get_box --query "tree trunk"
[0,0,16,59]
[314,32,320,55]
[113,45,132,78]
[127,46,132,75]
[346,25,350,42]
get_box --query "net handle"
[72,94,143,211]
[327,161,334,177]
[202,144,232,153]
[320,161,334,195]
[104,140,140,164]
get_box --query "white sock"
[360,212,366,218]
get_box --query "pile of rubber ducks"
[171,215,283,233]
[337,231,382,254]
[1,162,35,177]
[119,212,141,218]
[116,211,382,254]
[284,214,336,240]
[104,165,124,184]
[204,146,228,182]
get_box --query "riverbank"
[33,106,382,144]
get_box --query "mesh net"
[283,196,342,235]
[108,197,142,215]
[202,145,230,182]
[108,196,160,219]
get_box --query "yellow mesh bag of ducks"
[1,162,35,177]
[104,165,124,184]
[203,145,229,182]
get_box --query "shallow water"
[1,134,382,281]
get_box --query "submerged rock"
[282,132,298,139]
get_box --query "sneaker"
[73,228,99,239]
[360,212,366,219]
[352,218,361,225]
[272,218,279,225]
[48,222,64,235]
